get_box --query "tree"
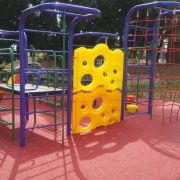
[0,0,152,49]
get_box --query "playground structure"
[0,30,19,140]
[0,2,179,147]
[17,3,103,147]
[122,1,180,125]
[72,43,123,133]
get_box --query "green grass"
[127,78,180,101]
[126,63,180,102]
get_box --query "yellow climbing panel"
[72,86,121,134]
[72,43,124,134]
[73,44,124,92]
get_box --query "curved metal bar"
[24,29,68,35]
[96,34,118,44]
[73,32,117,38]
[67,16,91,135]
[125,1,179,23]
[161,9,180,17]
[19,3,101,28]
[0,38,19,42]
[0,30,18,37]
[41,9,88,18]
[66,14,102,135]
[73,32,117,46]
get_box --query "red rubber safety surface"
[0,100,180,180]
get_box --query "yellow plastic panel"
[8,74,20,85]
[73,44,124,93]
[72,86,121,134]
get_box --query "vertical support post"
[19,29,26,147]
[61,12,66,144]
[10,49,15,141]
[67,28,73,135]
[121,16,130,121]
[148,18,159,116]
[53,51,57,131]
[67,18,79,135]
[32,52,37,123]
[24,34,29,121]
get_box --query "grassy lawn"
[126,64,180,102]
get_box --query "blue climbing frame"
[19,3,101,147]
[121,1,180,120]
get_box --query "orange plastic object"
[8,74,20,85]
[126,104,138,113]
[126,95,136,102]
[72,86,121,134]
[14,74,20,84]
[73,44,124,93]
[0,90,6,99]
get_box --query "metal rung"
[36,110,62,118]
[37,99,62,106]
[125,111,149,116]
[127,65,151,68]
[0,119,12,126]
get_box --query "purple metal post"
[67,15,101,135]
[24,33,29,121]
[18,3,101,147]
[19,30,26,146]
[121,1,180,121]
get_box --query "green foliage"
[0,0,159,49]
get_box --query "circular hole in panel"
[101,113,106,118]
[81,104,86,109]
[81,74,93,86]
[92,97,103,109]
[113,69,117,74]
[109,119,113,124]
[80,117,91,128]
[112,109,115,113]
[103,72,107,77]
[82,61,87,65]
[94,55,104,68]
[111,80,115,84]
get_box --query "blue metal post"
[121,1,180,121]
[148,19,158,115]
[24,33,29,121]
[18,3,101,146]
[121,12,130,121]
[19,30,26,146]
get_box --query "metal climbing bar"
[122,1,180,123]
[18,2,101,147]
[0,48,16,140]
[24,29,68,36]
